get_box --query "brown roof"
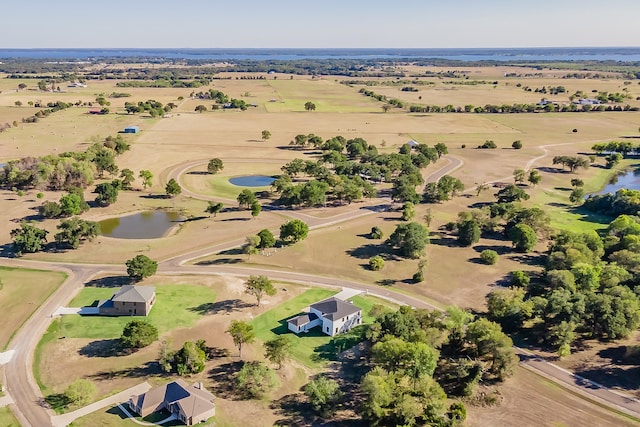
[132,379,214,419]
[311,297,361,321]
[111,285,155,303]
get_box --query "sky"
[2,0,639,49]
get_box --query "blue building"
[123,126,139,134]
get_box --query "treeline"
[115,78,206,88]
[584,189,640,217]
[487,216,640,356]
[358,88,404,108]
[340,79,434,87]
[409,102,639,113]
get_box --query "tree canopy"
[125,255,158,281]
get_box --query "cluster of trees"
[423,175,464,203]
[487,218,640,356]
[584,188,640,217]
[360,306,515,426]
[124,99,176,116]
[1,134,131,190]
[591,141,640,156]
[39,187,89,218]
[11,217,99,255]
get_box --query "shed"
[124,126,139,134]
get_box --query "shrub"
[120,320,158,349]
[369,255,385,271]
[370,226,383,239]
[512,140,523,149]
[480,250,499,265]
[36,192,44,199]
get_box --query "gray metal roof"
[111,285,155,303]
[311,297,361,321]
[287,312,318,326]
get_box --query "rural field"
[1,61,640,426]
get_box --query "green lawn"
[0,266,67,350]
[61,284,216,339]
[251,289,396,368]
[0,407,20,427]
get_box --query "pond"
[229,175,276,187]
[593,169,640,195]
[99,211,184,239]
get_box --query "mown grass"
[0,407,20,427]
[61,284,216,339]
[251,289,396,368]
[0,266,67,350]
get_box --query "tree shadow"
[598,346,639,366]
[78,339,124,358]
[0,242,16,257]
[509,252,546,266]
[537,166,569,174]
[195,258,243,266]
[220,217,251,222]
[44,393,70,412]
[186,171,210,175]
[376,278,397,286]
[140,194,170,199]
[429,232,458,247]
[573,363,640,392]
[473,244,512,255]
[271,393,319,427]
[89,361,161,381]
[188,299,252,315]
[84,275,133,288]
[208,361,244,399]
[345,243,388,260]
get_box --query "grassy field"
[250,288,397,368]
[61,284,217,339]
[0,407,20,427]
[182,162,281,200]
[0,266,67,350]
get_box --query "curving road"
[3,153,640,425]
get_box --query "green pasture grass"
[265,79,379,113]
[0,407,20,427]
[61,284,216,339]
[0,266,67,350]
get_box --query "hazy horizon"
[2,0,639,49]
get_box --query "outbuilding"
[124,126,140,134]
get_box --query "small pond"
[99,211,184,239]
[229,175,276,187]
[593,169,640,195]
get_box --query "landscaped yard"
[251,288,397,368]
[0,266,67,350]
[60,284,217,339]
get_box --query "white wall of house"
[322,311,362,336]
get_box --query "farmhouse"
[129,380,215,426]
[123,125,139,133]
[97,285,156,316]
[288,297,362,336]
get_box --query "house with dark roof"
[97,285,156,316]
[129,379,215,425]
[287,297,362,336]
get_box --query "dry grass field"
[0,266,67,350]
[3,64,640,425]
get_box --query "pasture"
[0,266,67,350]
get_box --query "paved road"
[3,153,640,425]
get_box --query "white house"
[287,297,362,337]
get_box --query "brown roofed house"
[97,285,156,316]
[129,379,215,425]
